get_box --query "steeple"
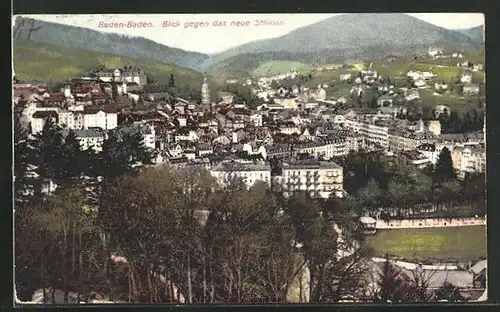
[418,118,425,133]
[201,75,210,105]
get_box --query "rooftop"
[211,161,271,172]
[283,160,342,170]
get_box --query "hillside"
[13,16,208,71]
[457,26,484,43]
[13,39,203,88]
[253,61,313,77]
[204,13,482,71]
[206,51,317,80]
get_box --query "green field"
[418,89,482,112]
[13,39,202,87]
[253,61,313,77]
[366,226,486,262]
[365,61,411,77]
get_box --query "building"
[463,84,480,96]
[210,161,271,188]
[451,145,486,179]
[357,120,390,149]
[404,89,420,101]
[388,129,437,151]
[30,111,58,134]
[428,120,442,136]
[91,67,147,86]
[461,73,472,84]
[316,85,327,101]
[61,129,106,152]
[377,95,394,107]
[118,122,156,150]
[274,160,344,199]
[82,106,118,130]
[295,137,349,159]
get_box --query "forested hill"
[13,39,203,89]
[202,13,483,70]
[13,16,209,72]
[457,26,484,43]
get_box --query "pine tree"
[434,282,464,302]
[449,111,461,133]
[433,147,456,185]
[168,74,176,88]
[377,254,407,302]
[59,130,89,188]
[462,112,473,132]
[32,117,65,188]
[97,128,153,182]
[14,112,32,202]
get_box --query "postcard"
[12,13,486,304]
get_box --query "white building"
[82,106,118,130]
[274,161,344,199]
[434,82,448,92]
[461,73,472,84]
[210,161,271,188]
[250,112,263,127]
[451,145,486,179]
[340,73,352,82]
[344,118,390,149]
[279,123,301,135]
[61,129,106,152]
[30,111,59,134]
[316,85,327,101]
[414,79,427,88]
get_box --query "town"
[14,57,485,194]
[13,14,486,305]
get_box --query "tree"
[357,179,382,212]
[434,282,465,302]
[168,74,176,88]
[96,129,153,182]
[421,105,434,121]
[449,111,461,133]
[14,112,32,202]
[462,111,473,132]
[32,118,65,194]
[433,147,456,185]
[376,254,408,302]
[59,130,90,189]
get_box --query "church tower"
[418,118,425,133]
[201,76,210,105]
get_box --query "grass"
[253,61,313,77]
[418,88,482,113]
[366,225,486,262]
[365,61,411,77]
[13,39,203,87]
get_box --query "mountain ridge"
[13,16,209,72]
[456,26,484,42]
[202,13,482,71]
[13,39,203,88]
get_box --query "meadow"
[13,39,202,87]
[366,225,486,262]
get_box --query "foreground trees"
[16,163,374,303]
[340,151,485,218]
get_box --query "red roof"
[49,92,66,103]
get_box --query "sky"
[17,13,484,54]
